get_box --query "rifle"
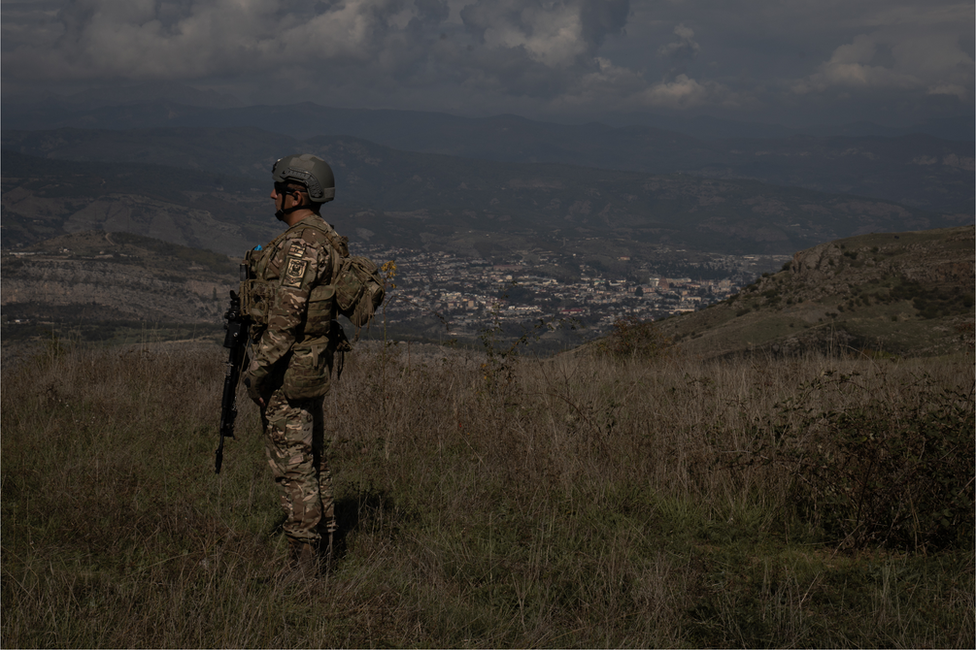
[216,289,248,474]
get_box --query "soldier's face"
[271,184,295,221]
[272,182,309,222]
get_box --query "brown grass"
[2,335,973,647]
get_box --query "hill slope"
[1,231,239,333]
[653,226,975,359]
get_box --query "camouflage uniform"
[260,390,334,546]
[242,214,344,547]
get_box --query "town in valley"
[353,243,791,346]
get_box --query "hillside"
[3,327,972,648]
[4,226,972,363]
[1,231,239,339]
[653,226,975,359]
[0,150,282,255]
[3,136,968,261]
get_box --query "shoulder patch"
[282,258,307,288]
[281,241,309,289]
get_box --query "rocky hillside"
[1,231,239,333]
[655,225,975,359]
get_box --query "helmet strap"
[274,188,309,220]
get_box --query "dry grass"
[2,335,973,647]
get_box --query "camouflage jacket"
[242,214,345,400]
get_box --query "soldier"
[240,154,347,573]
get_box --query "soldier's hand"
[243,374,266,407]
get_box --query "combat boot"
[287,540,319,577]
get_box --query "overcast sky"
[2,0,973,127]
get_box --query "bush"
[598,315,672,360]
[748,370,975,551]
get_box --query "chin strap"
[275,190,309,220]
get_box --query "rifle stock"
[216,289,248,474]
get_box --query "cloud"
[792,21,974,100]
[3,1,628,79]
[2,0,637,107]
[658,23,699,61]
[460,0,628,67]
[927,84,968,99]
[21,0,410,77]
[639,74,742,110]
[1,1,972,126]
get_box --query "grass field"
[2,335,973,647]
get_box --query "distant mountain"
[3,142,967,261]
[6,89,972,141]
[651,226,975,360]
[2,102,972,213]
[3,81,244,112]
[797,116,976,142]
[609,113,975,142]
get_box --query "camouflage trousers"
[261,389,336,545]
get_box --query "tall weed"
[2,338,973,647]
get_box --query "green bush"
[755,371,975,550]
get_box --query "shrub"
[597,315,672,360]
[749,371,975,551]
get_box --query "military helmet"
[271,154,335,203]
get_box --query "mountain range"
[3,100,973,215]
[4,81,973,141]
[2,139,966,265]
[1,230,237,341]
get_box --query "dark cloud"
[659,24,700,63]
[1,0,971,127]
[579,0,629,49]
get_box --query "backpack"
[318,225,386,338]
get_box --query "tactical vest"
[239,218,350,399]
[240,218,347,342]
